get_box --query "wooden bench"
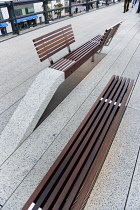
[22,75,134,210]
[33,22,122,79]
[99,21,122,52]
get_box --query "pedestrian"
[136,0,140,12]
[75,7,78,13]
[124,0,131,12]
[131,0,137,7]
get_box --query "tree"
[54,3,63,18]
[42,4,52,20]
[45,4,52,20]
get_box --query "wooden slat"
[63,45,100,78]
[51,39,100,73]
[32,76,117,208]
[65,35,101,60]
[22,76,134,210]
[34,28,73,47]
[65,41,98,60]
[40,39,75,62]
[61,78,128,210]
[36,33,74,52]
[67,42,99,61]
[72,79,134,210]
[33,22,122,79]
[22,75,116,210]
[43,78,124,209]
[33,24,75,62]
[33,24,72,42]
[38,37,75,58]
[103,21,122,46]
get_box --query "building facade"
[0,0,66,36]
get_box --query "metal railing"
[0,0,120,36]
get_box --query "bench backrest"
[33,24,75,64]
[99,21,122,52]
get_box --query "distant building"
[0,0,66,35]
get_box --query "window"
[25,7,34,14]
[15,9,22,16]
[15,4,34,16]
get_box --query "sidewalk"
[0,2,140,210]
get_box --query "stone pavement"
[0,2,140,210]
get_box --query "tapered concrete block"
[0,68,64,166]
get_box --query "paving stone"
[0,75,36,115]
[0,3,140,210]
[0,100,21,135]
[125,148,140,210]
[85,108,140,210]
[0,92,99,209]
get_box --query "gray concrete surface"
[0,68,64,166]
[0,2,140,210]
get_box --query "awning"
[15,15,38,23]
[0,22,8,28]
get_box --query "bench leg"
[91,54,95,62]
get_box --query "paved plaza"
[0,2,140,210]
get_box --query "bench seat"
[23,75,134,210]
[51,35,102,78]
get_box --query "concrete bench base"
[0,68,64,166]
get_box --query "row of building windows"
[0,0,88,36]
[15,7,34,16]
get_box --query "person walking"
[136,0,140,12]
[131,0,137,7]
[124,0,131,12]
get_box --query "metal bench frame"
[23,75,134,210]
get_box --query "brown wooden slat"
[40,39,75,62]
[51,58,70,69]
[33,24,72,42]
[56,79,131,210]
[65,37,100,59]
[54,40,100,72]
[22,75,116,210]
[38,37,75,58]
[36,32,74,51]
[63,44,100,77]
[33,24,75,62]
[99,29,112,49]
[32,77,117,209]
[56,60,75,72]
[60,78,129,210]
[23,75,132,210]
[72,79,134,210]
[42,79,124,209]
[33,22,122,79]
[65,42,98,61]
[47,78,126,209]
[32,77,120,210]
[51,58,75,70]
[52,59,75,72]
[104,21,122,46]
[34,28,74,47]
[67,42,99,62]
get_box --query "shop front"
[15,15,38,30]
[0,22,8,35]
